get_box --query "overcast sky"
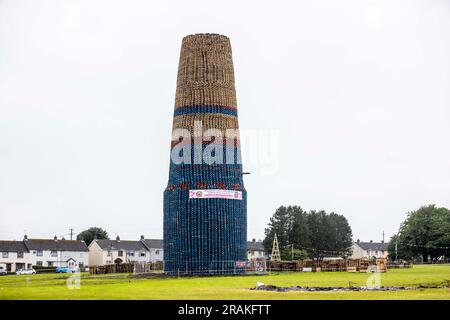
[0,0,449,243]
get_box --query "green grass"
[0,265,449,300]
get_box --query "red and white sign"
[189,189,242,200]
[235,261,247,268]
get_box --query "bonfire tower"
[163,34,247,275]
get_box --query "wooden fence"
[267,258,397,272]
[88,259,411,275]
[89,262,165,275]
[89,263,134,275]
[133,261,164,274]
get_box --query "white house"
[23,236,89,268]
[88,235,163,266]
[0,236,89,272]
[0,241,33,272]
[247,240,266,260]
[350,239,389,259]
[142,238,164,262]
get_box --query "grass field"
[0,264,449,300]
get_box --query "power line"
[404,243,450,250]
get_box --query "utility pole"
[291,244,294,261]
[395,237,398,262]
[68,228,75,240]
[382,231,385,243]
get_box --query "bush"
[32,265,57,273]
[281,248,309,261]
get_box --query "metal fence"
[131,259,267,276]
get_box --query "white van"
[0,266,7,275]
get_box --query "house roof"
[24,239,89,252]
[142,239,163,249]
[247,241,265,252]
[94,239,148,251]
[355,241,388,251]
[0,241,28,252]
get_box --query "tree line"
[263,206,353,261]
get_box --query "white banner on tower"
[189,189,242,200]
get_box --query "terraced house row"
[1,234,267,272]
[0,235,89,272]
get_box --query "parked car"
[16,268,36,275]
[0,267,7,275]
[55,266,75,273]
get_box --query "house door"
[6,263,12,272]
[16,263,25,271]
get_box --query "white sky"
[0,0,449,243]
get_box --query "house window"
[2,252,8,258]
[155,250,160,255]
[127,252,134,257]
[17,252,24,259]
[36,261,43,266]
[140,252,146,257]
[375,251,378,255]
[50,250,57,257]
[47,261,53,267]
[118,251,123,257]
[36,250,43,257]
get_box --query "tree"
[391,205,450,262]
[387,234,415,261]
[263,205,309,253]
[327,212,353,257]
[289,207,310,249]
[262,206,293,252]
[76,227,109,246]
[306,210,330,260]
[281,247,309,260]
[263,206,353,261]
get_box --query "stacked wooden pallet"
[268,258,384,272]
[89,263,134,275]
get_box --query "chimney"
[252,238,256,243]
[54,235,58,241]
[116,235,120,242]
[356,239,360,243]
[370,240,373,243]
[140,235,145,240]
[23,234,28,241]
